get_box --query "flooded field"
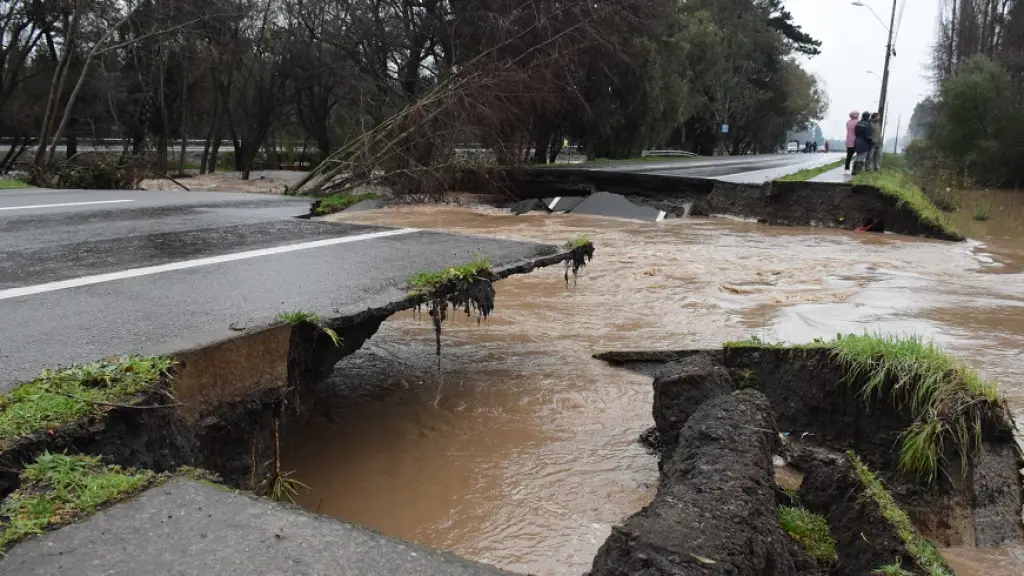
[285,195,1024,575]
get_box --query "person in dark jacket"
[853,111,874,175]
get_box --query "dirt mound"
[589,389,816,576]
[651,353,734,463]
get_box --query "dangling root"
[564,238,595,288]
[408,258,496,367]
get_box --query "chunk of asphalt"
[541,196,586,212]
[511,198,545,215]
[569,191,666,222]
[0,479,514,576]
[342,198,382,213]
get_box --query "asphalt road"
[583,152,843,183]
[0,188,560,392]
[0,479,513,575]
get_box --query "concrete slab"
[542,196,585,212]
[510,198,544,215]
[569,191,665,222]
[0,479,513,576]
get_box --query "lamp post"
[853,0,898,164]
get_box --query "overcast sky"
[786,0,937,140]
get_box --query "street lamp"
[865,70,882,81]
[853,0,898,166]
[851,1,890,31]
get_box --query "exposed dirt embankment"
[590,387,818,575]
[459,168,961,241]
[597,345,1024,550]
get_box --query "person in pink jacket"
[844,110,859,171]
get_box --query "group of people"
[844,110,882,174]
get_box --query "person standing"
[853,111,874,175]
[844,110,859,171]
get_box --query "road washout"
[278,203,1024,575]
[0,238,582,558]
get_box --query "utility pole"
[877,0,898,153]
[893,114,901,153]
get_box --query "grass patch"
[407,256,494,297]
[873,560,916,576]
[312,192,378,215]
[277,310,341,347]
[0,356,174,449]
[777,160,843,182]
[0,178,31,189]
[408,256,496,360]
[564,234,593,250]
[722,332,1002,484]
[849,452,954,576]
[832,333,1001,484]
[852,169,961,238]
[0,453,155,549]
[777,506,837,566]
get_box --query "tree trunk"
[34,3,83,168]
[178,88,188,174]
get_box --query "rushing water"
[284,192,1024,575]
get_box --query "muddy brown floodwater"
[284,193,1024,575]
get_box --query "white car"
[786,141,799,153]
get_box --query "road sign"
[721,124,729,134]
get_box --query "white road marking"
[548,196,562,210]
[0,199,134,211]
[656,210,667,222]
[0,228,420,301]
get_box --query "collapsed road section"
[0,191,594,572]
[457,167,962,241]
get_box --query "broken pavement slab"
[0,479,514,576]
[569,191,666,222]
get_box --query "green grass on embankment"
[724,333,1003,484]
[0,453,156,549]
[312,192,378,215]
[407,256,494,297]
[0,356,173,448]
[849,452,954,576]
[777,505,837,567]
[0,178,31,189]
[777,160,843,182]
[852,169,961,239]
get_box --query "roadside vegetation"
[311,192,378,216]
[0,178,30,189]
[777,160,843,182]
[408,257,496,360]
[276,311,341,347]
[0,357,174,448]
[832,333,1000,484]
[777,505,837,567]
[849,452,954,576]
[852,169,961,239]
[0,453,156,549]
[723,333,1002,484]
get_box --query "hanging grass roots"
[563,235,595,287]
